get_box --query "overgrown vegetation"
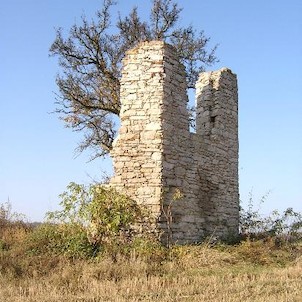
[240,191,302,242]
[46,183,152,256]
[24,183,156,260]
[1,187,301,301]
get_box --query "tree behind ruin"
[50,0,217,159]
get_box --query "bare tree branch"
[50,0,218,159]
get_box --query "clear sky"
[1,0,301,221]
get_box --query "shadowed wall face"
[110,41,239,243]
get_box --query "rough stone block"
[110,41,239,243]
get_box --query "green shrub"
[0,201,26,227]
[239,192,302,242]
[44,182,151,258]
[26,223,94,259]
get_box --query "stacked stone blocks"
[110,41,239,243]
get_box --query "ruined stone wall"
[194,68,239,238]
[110,41,168,219]
[110,41,239,243]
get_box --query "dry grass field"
[1,240,301,302]
[1,200,301,302]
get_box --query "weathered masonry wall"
[110,41,239,243]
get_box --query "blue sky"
[0,0,301,221]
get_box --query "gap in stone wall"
[187,87,196,133]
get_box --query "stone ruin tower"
[110,41,239,243]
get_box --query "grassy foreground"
[1,236,301,302]
[1,196,301,302]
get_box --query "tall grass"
[1,246,301,302]
[0,193,301,302]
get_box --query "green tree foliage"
[50,0,217,159]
